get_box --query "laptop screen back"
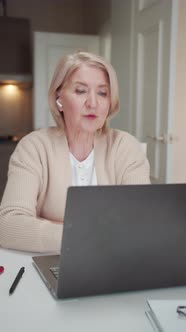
[56,184,186,298]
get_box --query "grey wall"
[6,0,102,34]
[110,0,132,132]
[0,0,111,137]
[0,141,17,200]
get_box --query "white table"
[0,248,185,332]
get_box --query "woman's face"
[58,64,110,135]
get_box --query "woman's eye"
[75,89,86,94]
[98,91,107,97]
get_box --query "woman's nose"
[86,92,97,108]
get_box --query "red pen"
[0,266,4,274]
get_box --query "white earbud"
[56,99,62,108]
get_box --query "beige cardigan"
[0,127,150,252]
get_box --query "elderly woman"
[0,52,150,253]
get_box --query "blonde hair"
[48,51,120,131]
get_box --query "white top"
[69,149,97,186]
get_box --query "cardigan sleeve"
[115,133,150,185]
[0,135,63,253]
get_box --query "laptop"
[32,184,186,299]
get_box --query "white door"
[130,0,179,183]
[33,32,100,129]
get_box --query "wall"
[172,0,186,182]
[0,0,110,136]
[7,0,84,34]
[97,0,111,61]
[0,141,17,200]
[0,84,32,137]
[6,0,107,35]
[110,0,132,131]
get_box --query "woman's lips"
[84,114,97,119]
